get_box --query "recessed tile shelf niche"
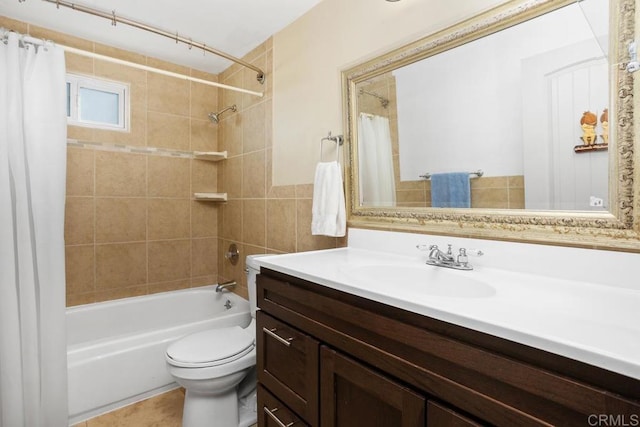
[193,151,227,202]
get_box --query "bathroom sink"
[341,264,496,298]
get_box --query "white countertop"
[257,247,640,380]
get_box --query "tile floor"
[72,389,184,427]
[72,388,258,427]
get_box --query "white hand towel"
[311,161,346,237]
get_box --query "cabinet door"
[321,346,425,427]
[427,401,485,427]
[257,311,319,425]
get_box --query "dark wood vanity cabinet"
[256,269,640,427]
[257,311,428,427]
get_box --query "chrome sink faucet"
[417,244,483,270]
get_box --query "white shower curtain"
[0,32,68,426]
[357,113,396,206]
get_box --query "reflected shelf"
[573,144,608,153]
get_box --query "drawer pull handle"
[263,406,296,427]
[263,327,294,347]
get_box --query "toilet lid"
[166,326,254,368]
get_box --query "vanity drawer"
[257,311,319,425]
[258,384,310,427]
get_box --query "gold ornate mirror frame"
[342,0,640,251]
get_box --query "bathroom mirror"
[342,0,640,251]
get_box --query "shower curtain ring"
[188,38,192,50]
[175,32,178,44]
[111,10,116,26]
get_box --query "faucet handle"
[457,248,469,266]
[466,248,484,257]
[416,244,437,251]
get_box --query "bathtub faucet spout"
[215,280,237,293]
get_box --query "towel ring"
[320,132,344,162]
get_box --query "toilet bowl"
[166,255,264,427]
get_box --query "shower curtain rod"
[358,88,389,108]
[4,31,264,97]
[63,44,264,97]
[27,0,266,85]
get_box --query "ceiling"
[0,0,322,74]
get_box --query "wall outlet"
[590,196,604,207]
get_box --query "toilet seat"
[167,326,255,368]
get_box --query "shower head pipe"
[208,105,237,123]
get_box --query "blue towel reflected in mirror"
[430,172,471,208]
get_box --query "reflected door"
[522,40,609,210]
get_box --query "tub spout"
[215,280,237,293]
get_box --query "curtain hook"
[188,38,192,50]
[202,43,206,56]
[56,0,60,8]
[111,10,116,26]
[20,34,29,50]
[175,31,178,44]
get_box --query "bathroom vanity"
[254,233,640,426]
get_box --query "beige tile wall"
[215,40,346,298]
[397,175,525,209]
[1,15,344,306]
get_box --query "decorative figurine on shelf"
[580,111,598,145]
[600,108,609,145]
[574,109,609,153]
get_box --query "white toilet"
[165,255,263,427]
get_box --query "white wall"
[394,3,601,181]
[271,0,508,185]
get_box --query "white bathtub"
[66,285,251,425]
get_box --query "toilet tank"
[245,255,267,318]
